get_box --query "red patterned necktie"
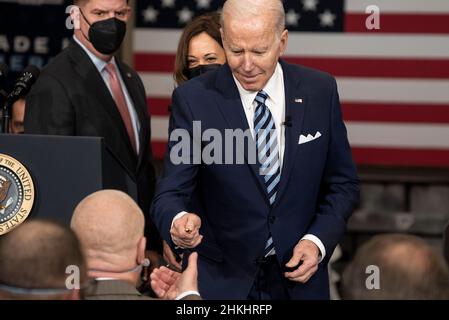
[104,62,137,153]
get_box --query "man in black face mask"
[24,0,162,286]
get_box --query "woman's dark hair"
[174,12,223,86]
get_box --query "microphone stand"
[1,90,9,134]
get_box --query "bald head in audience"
[0,220,86,300]
[71,190,146,285]
[341,233,449,300]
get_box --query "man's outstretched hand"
[150,252,199,299]
[171,213,203,249]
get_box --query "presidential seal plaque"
[0,154,35,235]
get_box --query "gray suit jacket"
[85,279,201,300]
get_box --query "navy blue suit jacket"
[151,60,359,299]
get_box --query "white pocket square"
[298,131,322,145]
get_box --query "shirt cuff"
[175,290,201,300]
[171,211,188,229]
[301,234,326,263]
[171,211,188,249]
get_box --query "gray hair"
[341,234,449,300]
[221,0,285,37]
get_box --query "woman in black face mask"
[173,12,226,86]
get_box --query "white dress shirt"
[73,35,140,153]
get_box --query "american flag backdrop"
[133,0,449,167]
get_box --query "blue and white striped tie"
[254,90,280,257]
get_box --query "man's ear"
[279,29,289,56]
[69,5,81,30]
[137,236,147,264]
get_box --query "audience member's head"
[0,219,86,300]
[71,190,147,286]
[341,233,449,300]
[174,12,225,85]
[11,98,25,134]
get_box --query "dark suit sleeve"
[306,78,360,260]
[131,71,161,252]
[141,116,161,253]
[24,73,75,135]
[150,88,199,244]
[142,154,160,252]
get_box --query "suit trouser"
[247,255,290,300]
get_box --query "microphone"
[282,115,292,127]
[2,65,40,133]
[6,65,40,104]
[0,63,8,98]
[142,258,151,267]
[0,63,8,84]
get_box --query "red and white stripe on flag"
[133,0,449,167]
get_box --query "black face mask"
[187,64,221,80]
[79,10,126,55]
